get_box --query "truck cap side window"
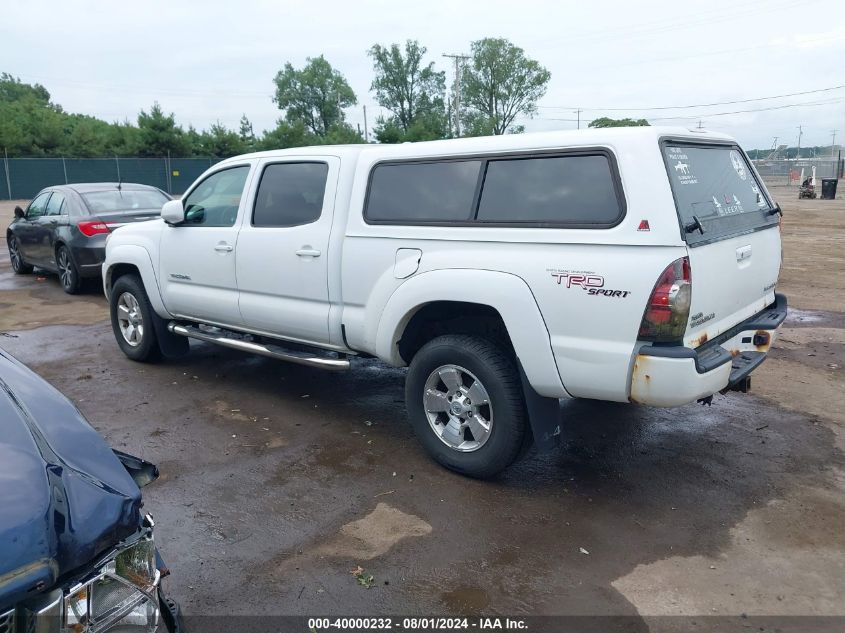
[477,154,622,225]
[366,160,482,223]
[252,162,329,227]
[364,151,624,227]
[182,165,250,227]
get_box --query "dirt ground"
[1,183,843,630]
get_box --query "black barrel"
[821,178,838,200]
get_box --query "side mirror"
[161,199,185,225]
[14,206,24,219]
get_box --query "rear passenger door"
[35,191,66,264]
[236,157,339,346]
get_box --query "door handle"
[214,243,234,253]
[296,248,321,257]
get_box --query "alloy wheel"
[58,248,74,290]
[116,292,145,347]
[423,364,493,452]
[9,237,22,271]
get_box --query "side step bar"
[167,322,350,371]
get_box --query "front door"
[158,164,253,326]
[16,191,52,265]
[235,157,339,346]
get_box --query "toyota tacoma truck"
[103,126,786,478]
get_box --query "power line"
[538,84,845,112]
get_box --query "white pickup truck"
[103,126,786,477]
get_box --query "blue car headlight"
[15,518,162,633]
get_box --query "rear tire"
[405,334,527,478]
[56,245,82,294]
[8,235,33,274]
[110,275,162,362]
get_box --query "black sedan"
[6,183,171,294]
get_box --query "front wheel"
[405,334,527,478]
[8,235,34,274]
[110,275,162,362]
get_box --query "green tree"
[257,120,316,150]
[99,120,139,155]
[588,117,650,128]
[273,56,357,136]
[460,38,550,136]
[199,121,246,157]
[0,73,51,106]
[238,114,256,151]
[137,102,189,156]
[64,115,111,156]
[368,40,447,142]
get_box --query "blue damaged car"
[0,348,180,632]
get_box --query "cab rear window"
[663,142,778,245]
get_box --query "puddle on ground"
[440,586,490,615]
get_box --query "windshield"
[663,142,778,245]
[82,189,169,213]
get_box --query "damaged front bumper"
[1,515,181,633]
[630,293,788,407]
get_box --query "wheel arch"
[103,245,170,318]
[376,269,568,399]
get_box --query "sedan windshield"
[82,189,168,212]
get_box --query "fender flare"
[375,269,568,399]
[103,245,170,320]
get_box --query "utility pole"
[443,53,470,137]
[363,105,369,143]
[575,109,582,129]
[697,119,703,129]
[796,125,803,160]
[831,129,838,157]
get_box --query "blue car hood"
[0,349,142,611]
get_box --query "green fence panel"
[3,157,225,199]
[168,158,218,194]
[7,158,65,200]
[116,158,169,192]
[65,158,121,184]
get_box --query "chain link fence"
[1,156,222,200]
[752,157,844,185]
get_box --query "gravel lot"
[1,183,843,630]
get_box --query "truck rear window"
[663,143,778,245]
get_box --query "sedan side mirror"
[14,206,24,219]
[161,199,185,225]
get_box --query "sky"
[1,0,843,151]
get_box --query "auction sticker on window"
[666,147,698,185]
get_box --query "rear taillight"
[638,256,692,343]
[77,221,110,237]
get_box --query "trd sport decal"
[548,271,631,298]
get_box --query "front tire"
[8,235,34,274]
[110,275,162,362]
[56,245,82,294]
[405,334,527,478]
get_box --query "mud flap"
[518,362,561,452]
[150,314,189,358]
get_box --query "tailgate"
[661,141,782,347]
